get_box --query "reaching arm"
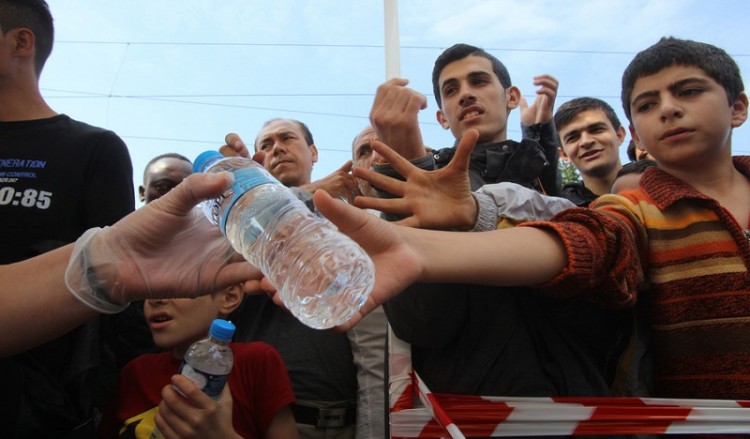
[0,172,261,357]
[317,189,567,330]
[317,131,569,330]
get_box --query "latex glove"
[65,172,261,313]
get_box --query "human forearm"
[409,226,568,286]
[0,245,98,357]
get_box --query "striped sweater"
[528,156,750,400]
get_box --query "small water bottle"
[151,319,235,438]
[179,319,235,399]
[193,151,374,329]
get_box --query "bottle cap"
[208,319,236,342]
[193,150,224,173]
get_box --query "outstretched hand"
[300,160,361,203]
[519,74,559,125]
[313,189,426,331]
[353,129,479,230]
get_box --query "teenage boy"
[317,36,750,402]
[98,286,298,438]
[555,97,626,206]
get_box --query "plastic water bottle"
[179,319,235,399]
[150,319,235,438]
[193,151,374,329]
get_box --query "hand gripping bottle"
[179,318,235,399]
[150,319,235,438]
[193,151,374,329]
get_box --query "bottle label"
[178,362,229,400]
[220,167,274,233]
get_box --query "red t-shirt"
[99,342,295,438]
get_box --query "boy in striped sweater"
[309,36,750,402]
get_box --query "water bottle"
[150,319,235,438]
[178,319,235,399]
[193,151,374,329]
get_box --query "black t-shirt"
[0,114,134,438]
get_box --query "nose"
[659,95,684,121]
[578,131,595,149]
[146,297,168,306]
[458,90,476,107]
[271,140,286,156]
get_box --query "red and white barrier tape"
[388,371,750,438]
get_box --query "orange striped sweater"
[528,156,750,400]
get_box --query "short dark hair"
[432,43,512,109]
[0,0,54,76]
[554,97,622,136]
[621,37,745,121]
[626,139,638,162]
[142,153,192,181]
[255,118,315,150]
[615,159,657,179]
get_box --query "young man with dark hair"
[555,97,626,206]
[0,0,134,437]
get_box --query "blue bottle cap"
[209,319,236,342]
[193,150,224,173]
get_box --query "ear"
[558,147,571,163]
[730,91,749,128]
[138,185,146,203]
[218,284,244,317]
[12,28,35,57]
[615,125,627,146]
[309,144,319,164]
[505,86,521,111]
[436,110,450,130]
[629,125,642,149]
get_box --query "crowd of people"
[2,0,748,438]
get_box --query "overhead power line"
[55,40,750,57]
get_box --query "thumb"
[151,172,233,217]
[338,160,353,173]
[518,96,529,112]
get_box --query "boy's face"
[255,119,318,188]
[436,55,520,144]
[629,65,748,169]
[144,295,222,356]
[558,109,625,178]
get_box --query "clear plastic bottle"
[151,319,235,438]
[193,151,374,329]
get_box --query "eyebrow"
[441,70,492,91]
[562,121,609,140]
[630,76,711,107]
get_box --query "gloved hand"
[65,172,262,313]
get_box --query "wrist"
[64,227,130,314]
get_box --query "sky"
[42,0,750,207]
